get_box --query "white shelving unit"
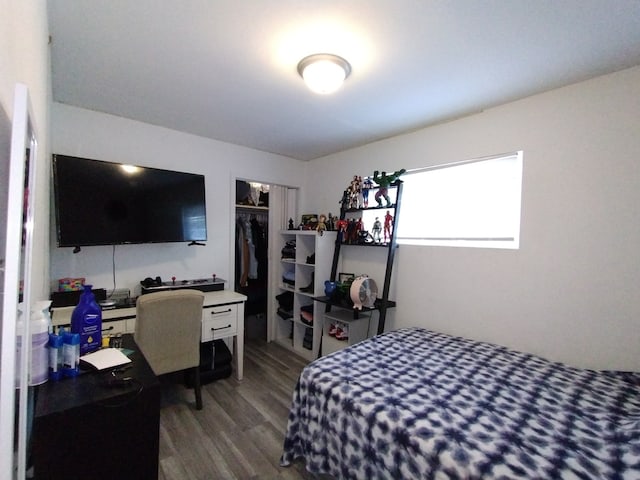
[273,230,337,361]
[314,180,403,357]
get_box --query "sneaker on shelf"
[335,323,349,341]
[328,323,338,336]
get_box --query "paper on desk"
[80,348,132,370]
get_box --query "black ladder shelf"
[314,180,403,335]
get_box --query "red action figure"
[336,219,348,243]
[384,211,393,243]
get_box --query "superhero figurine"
[373,169,406,207]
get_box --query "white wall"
[0,1,50,474]
[47,62,640,371]
[50,103,306,297]
[303,66,640,371]
[0,0,51,302]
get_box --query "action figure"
[327,213,335,231]
[362,177,374,208]
[349,175,362,209]
[384,210,393,243]
[372,217,382,243]
[316,214,327,235]
[345,219,357,244]
[355,217,363,238]
[340,189,350,210]
[336,219,348,243]
[373,169,406,207]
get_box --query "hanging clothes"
[235,217,250,288]
[250,216,268,281]
[235,210,268,289]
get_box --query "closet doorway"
[235,180,269,340]
[234,180,297,343]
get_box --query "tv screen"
[53,154,207,247]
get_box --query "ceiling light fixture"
[297,53,351,95]
[120,164,141,174]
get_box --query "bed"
[280,327,640,479]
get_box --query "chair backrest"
[134,289,204,376]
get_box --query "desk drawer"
[201,304,238,341]
[101,319,129,336]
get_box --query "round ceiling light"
[297,53,352,95]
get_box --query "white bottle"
[30,301,52,385]
[16,301,51,387]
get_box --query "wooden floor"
[157,338,320,480]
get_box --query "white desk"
[51,290,247,380]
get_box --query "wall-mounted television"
[53,154,207,247]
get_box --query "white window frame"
[395,151,523,249]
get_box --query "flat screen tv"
[53,154,207,247]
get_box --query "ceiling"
[48,1,640,161]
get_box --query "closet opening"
[235,180,269,340]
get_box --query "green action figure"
[373,169,406,207]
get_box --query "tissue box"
[58,277,85,292]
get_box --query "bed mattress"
[281,327,640,479]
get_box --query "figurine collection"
[289,169,405,245]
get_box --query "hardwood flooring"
[157,338,321,480]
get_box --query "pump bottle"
[71,285,102,355]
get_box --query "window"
[395,152,523,249]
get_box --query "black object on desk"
[50,288,107,307]
[31,334,160,480]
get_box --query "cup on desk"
[110,333,123,349]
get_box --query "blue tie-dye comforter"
[281,327,640,479]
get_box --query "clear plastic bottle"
[62,331,80,377]
[48,333,64,381]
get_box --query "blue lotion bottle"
[71,285,102,355]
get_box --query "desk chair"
[135,289,205,410]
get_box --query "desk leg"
[235,302,245,381]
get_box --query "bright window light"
[395,152,523,249]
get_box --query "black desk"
[32,335,160,480]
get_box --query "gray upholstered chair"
[135,289,205,410]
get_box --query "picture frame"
[301,214,318,230]
[338,272,355,283]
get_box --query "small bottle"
[48,333,63,381]
[62,332,80,377]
